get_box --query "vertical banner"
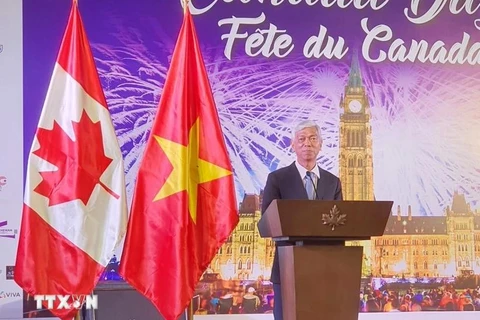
[22,0,480,318]
[0,0,23,319]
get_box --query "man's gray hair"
[292,120,322,140]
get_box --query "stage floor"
[195,312,479,320]
[29,311,479,320]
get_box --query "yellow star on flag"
[153,118,232,223]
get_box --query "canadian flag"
[14,3,127,319]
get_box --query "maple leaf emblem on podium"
[33,110,118,206]
[322,205,347,231]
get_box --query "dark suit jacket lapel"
[287,162,309,199]
[316,174,325,200]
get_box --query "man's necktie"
[305,171,316,200]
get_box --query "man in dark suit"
[261,120,343,320]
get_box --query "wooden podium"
[257,200,393,320]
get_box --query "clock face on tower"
[348,100,362,113]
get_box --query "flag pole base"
[186,301,194,320]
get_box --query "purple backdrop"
[21,0,480,315]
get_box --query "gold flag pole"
[180,1,194,318]
[182,0,196,310]
[183,1,193,319]
[72,1,80,319]
[187,302,194,320]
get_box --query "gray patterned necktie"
[305,171,316,200]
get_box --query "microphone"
[306,171,318,200]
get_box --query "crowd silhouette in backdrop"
[359,286,480,312]
[190,286,480,314]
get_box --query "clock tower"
[339,53,374,202]
[340,53,375,276]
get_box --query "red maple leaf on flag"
[33,110,118,206]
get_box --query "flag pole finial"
[183,0,189,14]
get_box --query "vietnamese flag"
[119,5,239,320]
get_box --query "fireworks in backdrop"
[92,25,480,218]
